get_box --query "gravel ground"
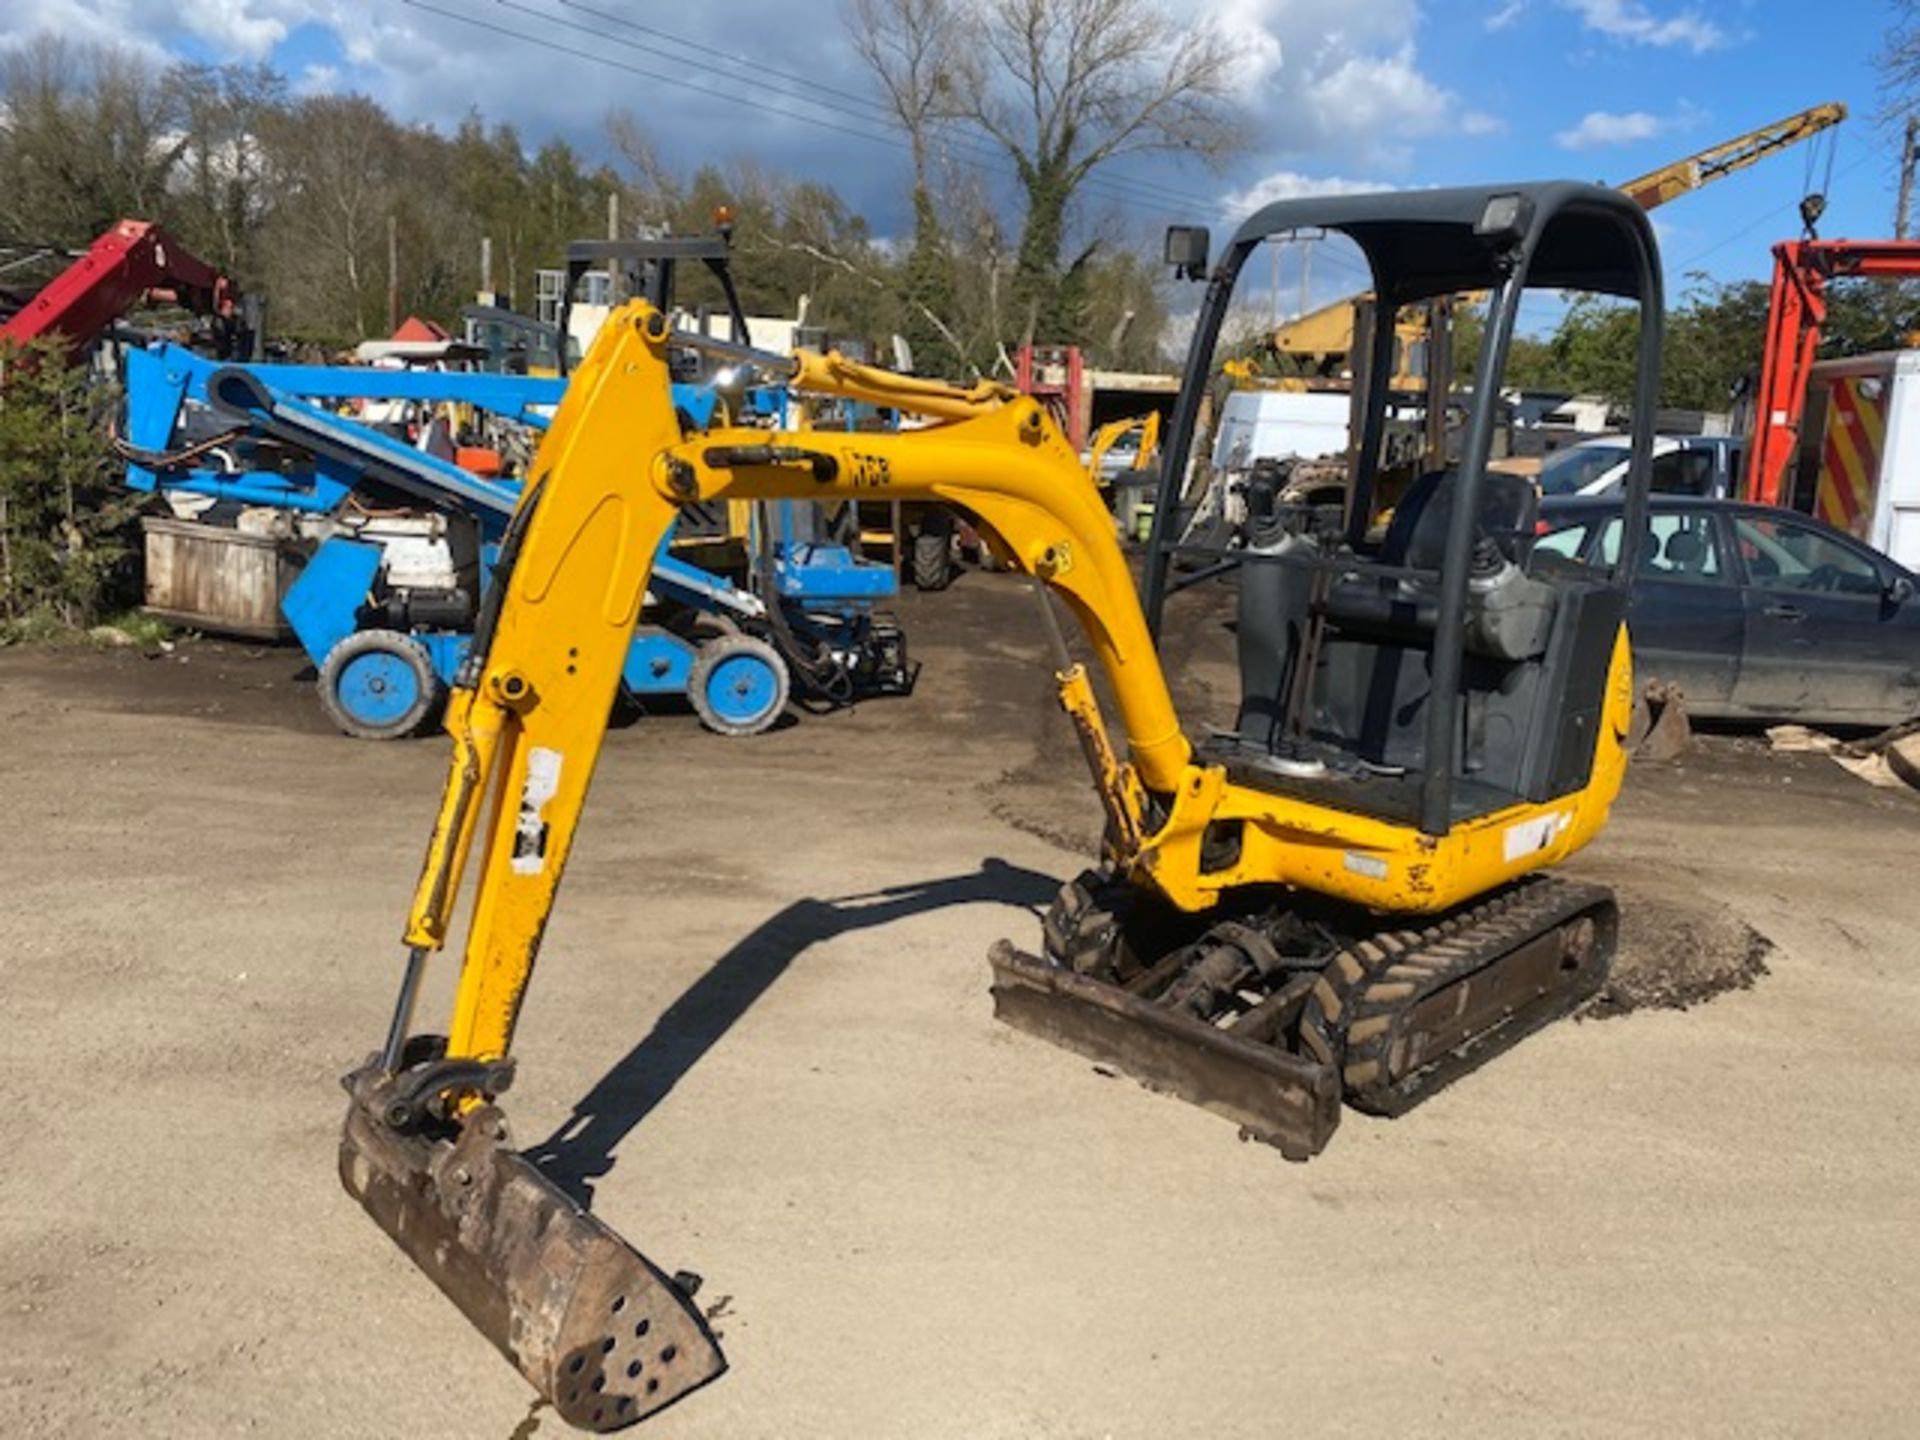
[3,573,1917,1439]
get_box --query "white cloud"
[1209,0,1288,96]
[1461,111,1504,136]
[340,28,378,67]
[1560,0,1727,52]
[0,0,307,61]
[297,62,340,96]
[1555,109,1665,149]
[1199,0,1485,171]
[1486,0,1527,30]
[1306,45,1451,147]
[1221,170,1391,219]
[184,0,294,57]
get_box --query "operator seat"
[1309,468,1554,662]
[1380,467,1540,569]
[1231,464,1575,820]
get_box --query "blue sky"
[1,0,1900,305]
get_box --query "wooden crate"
[141,516,297,639]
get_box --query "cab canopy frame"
[1144,181,1665,836]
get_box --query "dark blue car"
[1536,497,1920,725]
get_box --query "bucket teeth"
[339,1092,725,1432]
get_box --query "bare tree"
[257,95,404,338]
[1881,2,1920,235]
[0,37,185,242]
[167,62,285,277]
[605,109,680,223]
[959,0,1243,343]
[843,0,967,372]
[1881,0,1920,117]
[846,0,961,194]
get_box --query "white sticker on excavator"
[510,747,563,875]
[1503,810,1571,862]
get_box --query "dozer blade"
[340,1097,725,1433]
[988,940,1342,1160]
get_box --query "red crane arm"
[1745,238,1920,505]
[0,219,236,363]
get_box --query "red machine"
[1014,342,1087,449]
[0,219,241,364]
[1746,237,1920,505]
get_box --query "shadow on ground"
[527,857,1061,1205]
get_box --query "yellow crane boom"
[1266,101,1848,380]
[1617,101,1847,211]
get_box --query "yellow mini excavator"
[336,182,1663,1429]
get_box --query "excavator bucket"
[987,940,1343,1161]
[339,1098,724,1433]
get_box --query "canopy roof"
[1226,181,1657,304]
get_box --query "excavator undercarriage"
[992,868,1617,1157]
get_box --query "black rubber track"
[1301,875,1617,1116]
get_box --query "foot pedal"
[340,1095,725,1432]
[988,940,1341,1160]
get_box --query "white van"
[1210,389,1352,470]
[1794,350,1920,570]
[1536,434,1746,500]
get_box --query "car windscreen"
[1651,447,1716,496]
[1731,514,1886,596]
[1538,443,1629,496]
[1533,518,1593,560]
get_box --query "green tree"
[1076,249,1169,370]
[897,187,960,372]
[0,341,134,628]
[1819,276,1920,355]
[450,116,535,309]
[1660,276,1770,412]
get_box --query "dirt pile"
[1587,891,1773,1019]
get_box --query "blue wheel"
[687,634,789,737]
[318,629,443,740]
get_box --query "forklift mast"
[557,230,751,373]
